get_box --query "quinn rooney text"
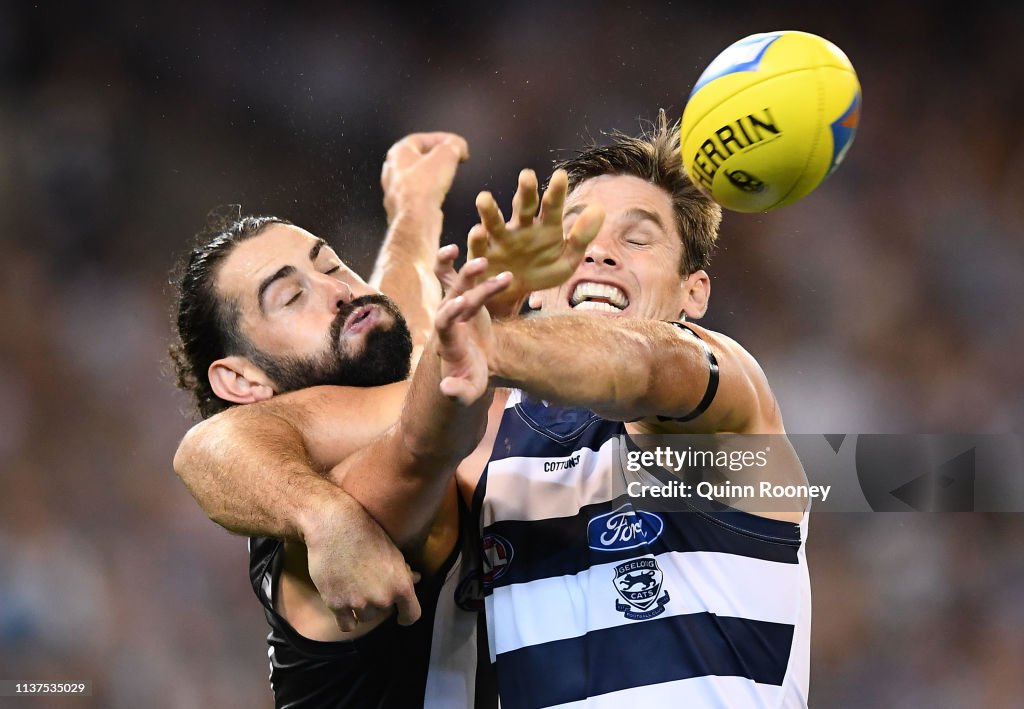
[626,480,832,502]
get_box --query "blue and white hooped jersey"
[477,390,811,709]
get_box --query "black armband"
[657,321,719,423]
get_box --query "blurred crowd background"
[1,1,1022,706]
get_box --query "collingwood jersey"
[477,390,811,708]
[248,498,497,708]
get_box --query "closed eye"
[285,290,303,306]
[324,265,341,275]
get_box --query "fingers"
[451,256,490,298]
[334,605,359,633]
[332,599,401,632]
[419,136,470,193]
[565,204,605,258]
[329,573,420,631]
[434,296,469,333]
[384,138,420,176]
[435,269,512,333]
[387,132,468,161]
[457,270,512,315]
[438,270,512,325]
[510,168,540,229]
[475,191,507,241]
[353,604,385,627]
[434,244,460,291]
[382,133,469,194]
[329,559,424,632]
[434,257,489,332]
[439,375,482,405]
[539,169,569,227]
[467,224,489,261]
[415,132,470,160]
[393,580,423,626]
[424,135,470,164]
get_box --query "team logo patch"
[588,504,664,551]
[614,557,670,621]
[481,533,514,587]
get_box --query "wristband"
[657,321,719,422]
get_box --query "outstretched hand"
[432,246,511,405]
[468,168,605,317]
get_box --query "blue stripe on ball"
[689,33,783,97]
[827,91,861,177]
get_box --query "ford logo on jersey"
[588,504,664,551]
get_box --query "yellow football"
[680,31,861,212]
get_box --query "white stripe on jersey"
[483,441,616,523]
[485,549,802,657]
[546,674,783,709]
[423,552,480,707]
[780,515,812,708]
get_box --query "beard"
[247,294,412,393]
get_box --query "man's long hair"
[169,207,290,419]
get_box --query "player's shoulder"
[665,319,745,352]
[667,321,782,433]
[667,321,763,369]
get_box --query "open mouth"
[569,282,629,313]
[341,304,380,336]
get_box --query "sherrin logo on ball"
[680,30,861,212]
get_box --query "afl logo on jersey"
[481,533,515,586]
[455,568,485,612]
[587,504,664,551]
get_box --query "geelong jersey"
[477,390,811,709]
[248,498,497,709]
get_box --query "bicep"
[631,324,780,435]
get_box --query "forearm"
[490,315,706,419]
[173,407,350,542]
[402,343,489,460]
[370,203,445,361]
[338,341,490,547]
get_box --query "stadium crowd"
[1,2,1021,706]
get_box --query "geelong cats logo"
[614,557,670,620]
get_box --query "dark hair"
[170,206,291,419]
[554,109,723,275]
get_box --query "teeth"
[570,282,628,309]
[572,301,620,313]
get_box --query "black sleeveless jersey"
[248,500,496,708]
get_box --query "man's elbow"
[173,420,209,488]
[173,419,235,503]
